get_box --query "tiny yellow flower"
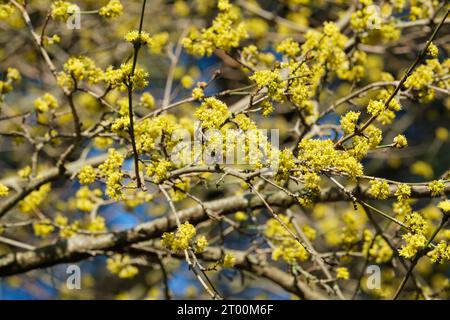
[222,253,236,268]
[336,267,350,280]
[393,134,407,148]
[0,183,9,197]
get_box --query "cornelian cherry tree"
[0,0,449,300]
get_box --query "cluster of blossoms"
[298,138,364,179]
[396,181,433,260]
[124,30,169,54]
[34,93,58,113]
[336,267,350,280]
[240,45,275,70]
[57,56,104,91]
[0,68,20,101]
[19,183,52,213]
[146,159,172,184]
[98,149,124,200]
[78,165,97,185]
[0,182,9,197]
[368,179,390,200]
[182,0,248,56]
[366,90,402,125]
[194,97,230,129]
[428,180,445,197]
[0,2,15,19]
[162,222,208,254]
[98,0,123,19]
[264,215,309,264]
[105,62,149,91]
[340,209,368,248]
[106,254,139,279]
[33,220,55,238]
[362,229,393,263]
[393,183,412,219]
[393,134,408,148]
[404,58,449,102]
[73,187,101,212]
[340,111,361,135]
[50,1,80,22]
[350,0,401,44]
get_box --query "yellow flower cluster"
[182,0,247,56]
[249,70,285,102]
[404,59,449,102]
[275,149,296,181]
[395,184,411,200]
[162,222,205,252]
[350,2,400,44]
[58,56,103,91]
[140,92,155,108]
[105,62,149,91]
[195,97,230,129]
[240,45,275,70]
[0,182,9,197]
[339,209,367,247]
[337,50,367,82]
[54,214,80,238]
[51,1,79,22]
[368,179,390,200]
[0,68,21,97]
[297,138,363,179]
[99,0,123,19]
[399,207,429,260]
[348,125,383,160]
[99,149,124,200]
[33,220,55,238]
[106,254,139,279]
[18,166,31,179]
[265,215,309,264]
[6,68,20,82]
[85,216,106,232]
[75,186,100,212]
[336,267,350,280]
[340,111,360,135]
[234,211,248,222]
[192,87,204,100]
[233,114,256,131]
[362,230,393,263]
[222,253,236,268]
[428,180,445,197]
[427,241,450,264]
[194,235,208,253]
[146,159,172,183]
[169,178,191,202]
[78,165,96,185]
[19,183,51,213]
[426,42,439,58]
[399,233,427,259]
[393,134,408,148]
[34,93,58,113]
[276,38,300,58]
[366,93,402,125]
[405,59,442,90]
[147,32,169,55]
[0,3,15,19]
[437,200,450,213]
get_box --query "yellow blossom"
[222,253,236,268]
[336,267,349,280]
[0,183,9,197]
[78,165,96,185]
[99,0,123,19]
[393,134,407,148]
